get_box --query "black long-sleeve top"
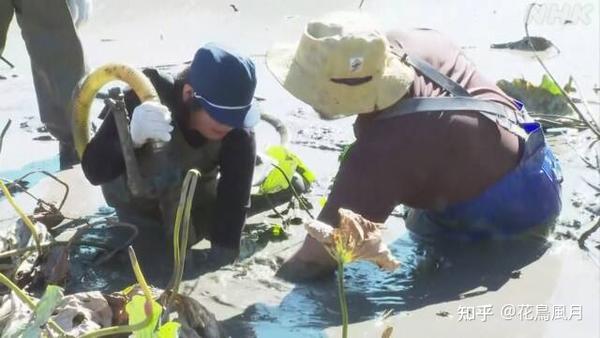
[81,68,256,248]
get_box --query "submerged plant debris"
[490,36,557,52]
[0,278,222,337]
[497,75,575,117]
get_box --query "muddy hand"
[276,235,336,282]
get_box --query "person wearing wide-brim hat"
[81,43,259,267]
[267,12,562,280]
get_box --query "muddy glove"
[67,0,93,28]
[130,101,174,148]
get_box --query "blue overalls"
[378,54,563,241]
[405,120,562,241]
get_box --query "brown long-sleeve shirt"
[319,28,522,226]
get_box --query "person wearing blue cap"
[81,43,259,266]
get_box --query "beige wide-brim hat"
[267,12,415,119]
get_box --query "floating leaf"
[22,285,64,338]
[271,224,283,237]
[156,321,181,338]
[257,224,289,244]
[260,146,297,194]
[540,74,562,96]
[125,295,161,338]
[497,76,573,116]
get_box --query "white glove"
[67,0,93,28]
[130,101,174,148]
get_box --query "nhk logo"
[527,2,595,25]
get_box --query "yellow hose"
[72,63,159,158]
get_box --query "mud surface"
[1,0,599,337]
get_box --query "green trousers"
[106,174,219,248]
[0,0,85,146]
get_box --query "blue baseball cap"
[188,43,259,128]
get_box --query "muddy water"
[1,0,598,336]
[207,130,597,338]
[224,239,552,338]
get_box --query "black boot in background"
[59,142,80,170]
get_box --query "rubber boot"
[59,142,80,170]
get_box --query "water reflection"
[0,156,59,191]
[223,230,550,337]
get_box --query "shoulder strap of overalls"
[376,51,520,131]
[404,54,471,97]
